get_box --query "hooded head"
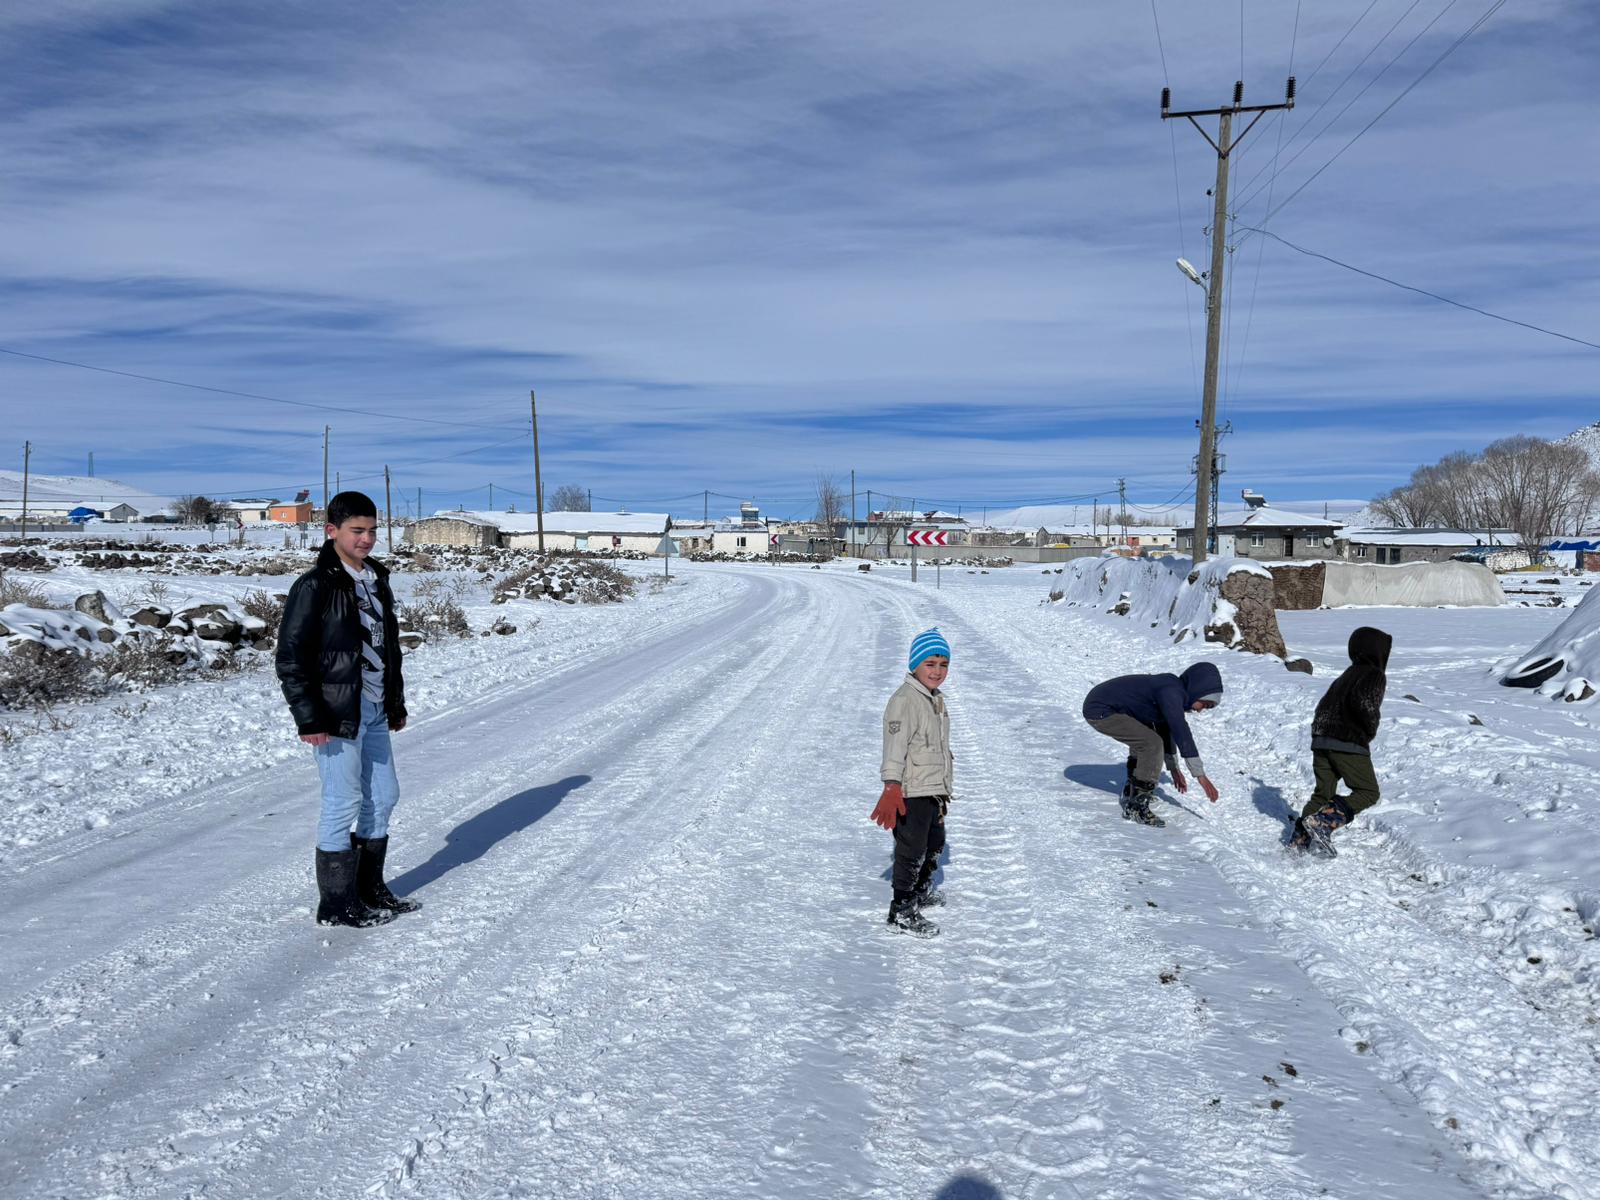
[1348,626,1392,671]
[1179,661,1223,707]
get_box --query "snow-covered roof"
[1209,505,1343,530]
[421,512,500,528]
[450,510,669,535]
[1344,528,1512,547]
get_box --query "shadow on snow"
[389,774,592,895]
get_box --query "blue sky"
[1,0,1596,521]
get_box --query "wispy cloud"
[1,0,1595,516]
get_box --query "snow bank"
[1500,582,1600,700]
[1056,555,1288,657]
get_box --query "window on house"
[737,536,747,548]
[1250,534,1264,547]
[1355,546,1368,559]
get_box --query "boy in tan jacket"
[870,628,954,937]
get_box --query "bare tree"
[171,495,221,524]
[1478,436,1600,557]
[549,484,589,512]
[815,474,847,534]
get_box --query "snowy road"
[3,563,1598,1199]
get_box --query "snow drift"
[1056,555,1288,657]
[1500,582,1600,700]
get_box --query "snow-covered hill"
[0,470,166,518]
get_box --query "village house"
[474,510,671,553]
[1340,528,1515,565]
[220,498,278,524]
[1177,491,1343,560]
[405,513,500,549]
[710,501,769,556]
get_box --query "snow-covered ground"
[2,559,1598,1199]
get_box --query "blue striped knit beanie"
[909,627,951,672]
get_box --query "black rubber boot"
[1119,780,1166,828]
[912,857,946,908]
[315,848,397,927]
[351,834,422,914]
[887,894,939,938]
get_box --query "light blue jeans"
[314,695,400,852]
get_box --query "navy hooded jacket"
[1081,661,1223,768]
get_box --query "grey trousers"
[1088,714,1166,784]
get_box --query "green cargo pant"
[1301,748,1380,820]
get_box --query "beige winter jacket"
[880,675,955,798]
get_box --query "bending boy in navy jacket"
[1081,662,1223,827]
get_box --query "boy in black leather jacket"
[277,491,419,926]
[1291,626,1392,855]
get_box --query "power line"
[1231,0,1427,211]
[1150,0,1202,402]
[0,345,528,433]
[1235,226,1600,351]
[1233,0,1445,219]
[1251,0,1509,233]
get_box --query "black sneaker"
[887,897,939,938]
[1119,782,1166,828]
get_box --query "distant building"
[221,498,278,524]
[1177,491,1343,559]
[406,514,500,549]
[1343,528,1514,565]
[446,510,671,554]
[269,501,314,524]
[104,503,141,522]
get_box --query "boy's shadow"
[933,1173,1004,1199]
[389,774,591,895]
[1252,778,1302,845]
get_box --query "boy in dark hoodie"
[1291,626,1392,855]
[1081,662,1224,827]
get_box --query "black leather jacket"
[275,540,407,737]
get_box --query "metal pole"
[489,482,494,511]
[322,425,330,513]
[530,390,546,554]
[384,465,394,553]
[850,469,856,557]
[20,441,31,542]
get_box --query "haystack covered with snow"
[1271,560,1504,609]
[1055,555,1288,657]
[1500,583,1600,700]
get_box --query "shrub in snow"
[1500,583,1600,701]
[399,577,472,639]
[0,567,49,610]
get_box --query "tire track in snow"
[0,570,826,1199]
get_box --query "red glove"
[871,782,906,831]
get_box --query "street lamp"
[1176,257,1206,291]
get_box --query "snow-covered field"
[2,558,1598,1199]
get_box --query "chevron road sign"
[905,529,949,546]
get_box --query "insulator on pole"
[1233,80,1244,106]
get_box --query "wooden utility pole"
[322,425,330,513]
[1163,77,1294,562]
[530,390,546,553]
[417,487,422,520]
[488,482,494,511]
[384,465,394,553]
[20,441,31,542]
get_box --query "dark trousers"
[893,795,947,898]
[1087,714,1166,784]
[1301,749,1380,820]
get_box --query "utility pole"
[530,390,546,553]
[417,487,422,520]
[850,469,856,558]
[1118,478,1128,546]
[20,441,31,542]
[88,451,94,478]
[384,464,394,553]
[1163,76,1294,562]
[488,482,494,511]
[322,425,330,513]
